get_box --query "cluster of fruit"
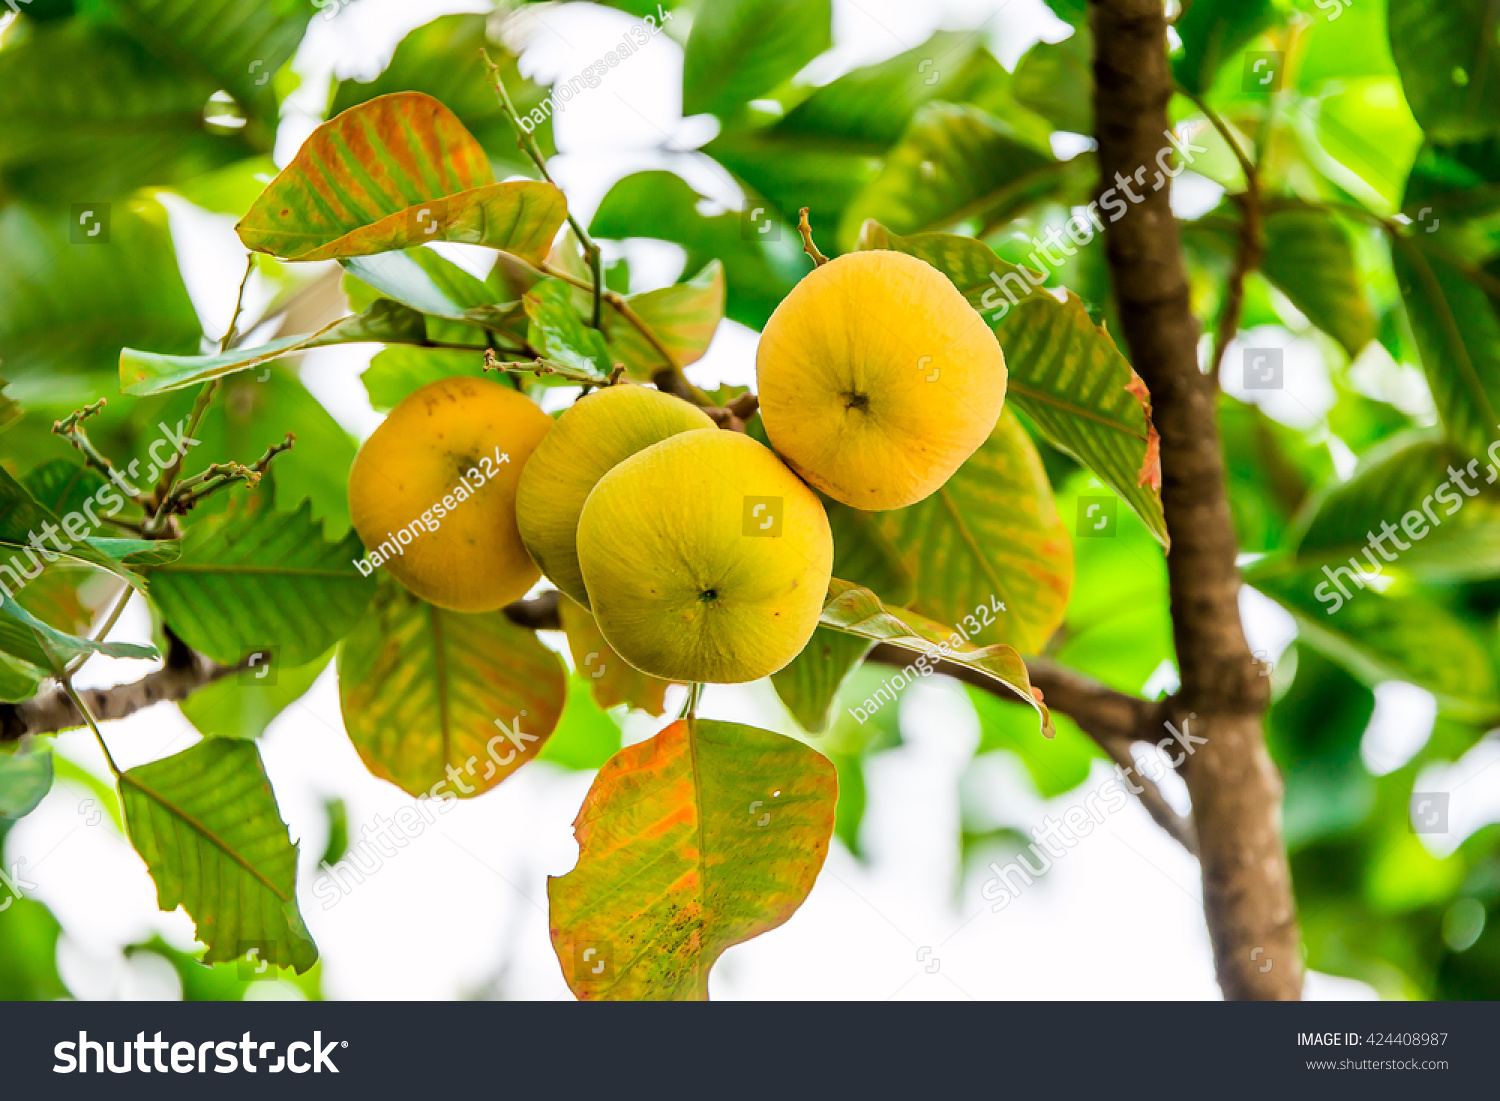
[347,250,1007,684]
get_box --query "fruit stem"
[797,208,830,267]
[680,682,704,721]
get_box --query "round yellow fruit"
[576,429,833,684]
[348,376,551,612]
[516,383,715,608]
[756,249,1007,511]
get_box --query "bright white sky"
[15,0,1490,1001]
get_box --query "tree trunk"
[1089,0,1302,999]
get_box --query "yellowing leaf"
[236,92,567,262]
[550,718,836,1000]
[337,578,567,798]
[558,595,675,717]
[869,410,1072,654]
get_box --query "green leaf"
[180,650,331,741]
[1261,203,1377,358]
[549,717,837,1000]
[1041,0,1086,26]
[1391,234,1500,458]
[838,104,1076,251]
[0,742,53,819]
[340,247,518,326]
[336,577,567,798]
[526,279,612,374]
[558,596,675,716]
[822,498,917,607]
[770,627,872,733]
[121,738,318,972]
[120,299,428,395]
[147,490,373,667]
[589,171,809,329]
[819,578,1054,737]
[860,225,1168,546]
[1267,648,1377,849]
[0,654,44,704]
[1172,0,1277,97]
[0,465,120,576]
[970,687,1099,798]
[707,33,1019,232]
[1220,395,1334,555]
[0,468,156,667]
[681,0,831,119]
[0,202,201,404]
[1389,0,1500,143]
[536,677,625,772]
[362,347,488,412]
[0,898,69,1000]
[1251,570,1500,719]
[0,378,17,436]
[866,411,1073,654]
[774,31,1014,149]
[236,92,568,261]
[106,0,314,114]
[1287,429,1500,580]
[601,260,725,378]
[1013,27,1093,135]
[21,461,105,519]
[328,14,556,178]
[0,21,250,203]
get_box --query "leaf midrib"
[121,772,290,903]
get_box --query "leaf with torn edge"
[549,717,836,1000]
[121,738,318,972]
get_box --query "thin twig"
[62,584,135,678]
[541,262,711,403]
[147,254,258,523]
[34,632,122,776]
[1191,98,1261,387]
[52,401,146,505]
[483,349,616,387]
[482,50,604,329]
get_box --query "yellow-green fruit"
[756,249,1007,511]
[576,429,833,684]
[348,376,551,612]
[516,383,715,608]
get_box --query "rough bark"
[1089,0,1300,999]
